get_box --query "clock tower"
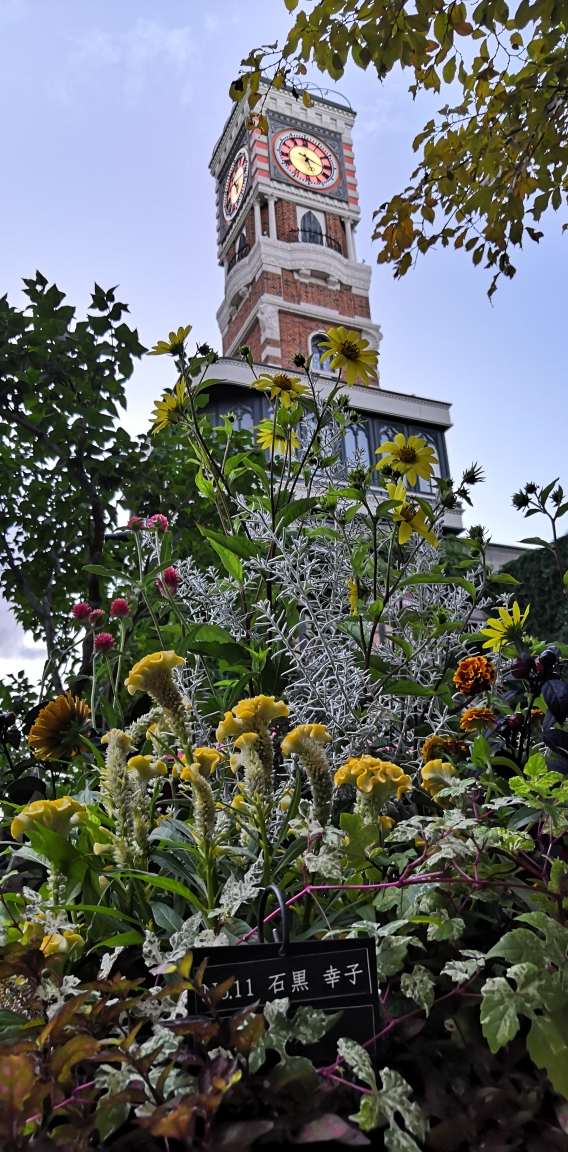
[210,81,381,375]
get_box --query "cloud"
[68,17,197,104]
[0,597,46,685]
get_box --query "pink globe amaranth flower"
[157,566,179,597]
[110,598,131,618]
[94,633,115,654]
[88,609,106,626]
[127,515,145,530]
[72,602,91,620]
[147,514,169,533]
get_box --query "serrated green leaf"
[480,976,520,1052]
[209,539,243,581]
[400,964,436,1014]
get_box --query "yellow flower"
[151,376,188,434]
[101,729,133,751]
[279,789,294,812]
[386,479,438,547]
[281,724,332,757]
[28,692,91,761]
[379,815,395,831]
[256,419,300,456]
[231,791,249,812]
[216,696,289,742]
[148,324,192,356]
[252,372,308,408]
[376,433,438,487]
[125,651,185,696]
[318,326,378,387]
[127,755,168,784]
[421,735,468,763]
[335,755,411,802]
[11,797,87,840]
[421,759,456,804]
[348,580,359,616]
[460,707,496,732]
[192,747,222,776]
[481,602,530,652]
[40,930,85,957]
[229,732,260,773]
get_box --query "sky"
[0,0,566,678]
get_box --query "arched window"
[237,230,248,254]
[300,210,323,245]
[310,333,329,373]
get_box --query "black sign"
[189,938,380,1063]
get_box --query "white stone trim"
[199,357,453,428]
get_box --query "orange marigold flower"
[460,707,496,732]
[421,735,469,763]
[453,655,496,695]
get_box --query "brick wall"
[244,207,255,248]
[279,311,363,370]
[281,270,360,318]
[275,199,297,241]
[223,270,283,354]
[325,212,346,256]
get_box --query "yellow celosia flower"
[216,696,289,742]
[151,376,188,434]
[480,602,530,652]
[125,650,185,695]
[335,755,411,800]
[148,324,192,356]
[256,419,299,456]
[192,747,222,776]
[28,692,91,761]
[281,724,332,756]
[379,815,395,831]
[229,732,260,772]
[386,479,438,547]
[252,372,308,408]
[421,759,456,804]
[11,797,87,840]
[41,930,85,957]
[101,729,133,751]
[127,755,168,784]
[319,326,378,387]
[376,433,438,487]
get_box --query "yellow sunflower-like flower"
[125,651,185,697]
[386,480,438,547]
[319,326,378,387]
[452,656,496,695]
[421,759,456,805]
[480,602,530,652]
[376,433,438,487]
[252,372,308,408]
[148,324,192,356]
[421,735,468,763]
[40,930,85,957]
[28,692,91,761]
[256,419,300,456]
[151,376,188,434]
[11,797,87,840]
[348,580,359,616]
[460,707,496,732]
[126,755,168,784]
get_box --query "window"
[237,230,248,254]
[310,333,329,373]
[300,210,323,245]
[344,421,371,469]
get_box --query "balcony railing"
[227,242,250,272]
[286,229,342,253]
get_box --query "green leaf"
[199,526,260,560]
[152,902,183,934]
[275,496,319,530]
[519,537,553,549]
[120,871,204,911]
[184,622,249,665]
[209,539,243,581]
[400,964,436,1015]
[99,930,144,947]
[489,572,520,584]
[339,812,377,870]
[526,1009,568,1097]
[381,678,434,698]
[398,573,476,598]
[480,977,521,1052]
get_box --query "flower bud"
[156,566,179,597]
[127,515,145,530]
[292,352,306,367]
[110,598,131,618]
[147,514,169,533]
[72,602,91,620]
[94,633,115,654]
[88,609,105,626]
[507,714,523,730]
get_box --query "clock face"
[223,147,249,222]
[273,130,339,189]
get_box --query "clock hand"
[299,150,316,171]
